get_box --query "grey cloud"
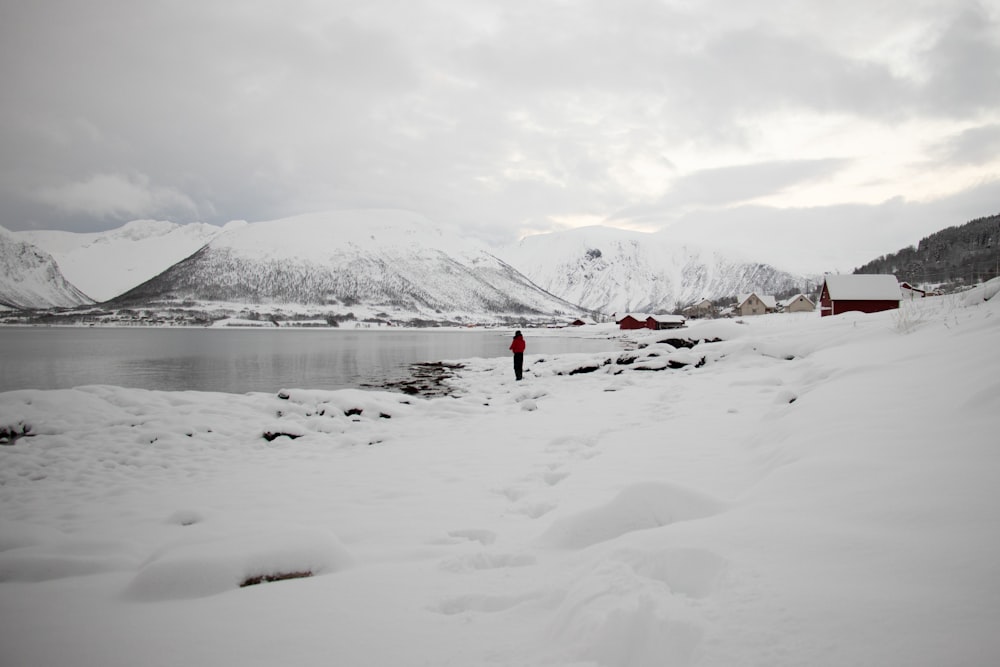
[659,178,1000,274]
[920,1,1000,115]
[612,158,853,222]
[1,0,997,247]
[929,124,1000,166]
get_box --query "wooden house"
[646,314,686,330]
[682,298,715,319]
[819,274,901,317]
[899,282,927,300]
[616,313,651,330]
[736,293,777,316]
[781,294,816,313]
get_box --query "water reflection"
[0,328,620,394]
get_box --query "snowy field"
[2,282,999,667]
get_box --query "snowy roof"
[781,294,815,307]
[647,314,685,323]
[823,274,901,301]
[737,293,778,309]
[617,313,651,321]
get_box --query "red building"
[616,313,686,330]
[820,275,901,317]
[646,314,686,330]
[617,314,650,330]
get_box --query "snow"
[822,273,903,301]
[1,286,999,666]
[0,226,93,308]
[498,225,811,313]
[16,219,224,301]
[211,209,477,262]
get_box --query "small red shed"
[820,274,901,317]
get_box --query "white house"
[736,293,777,316]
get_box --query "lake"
[0,327,623,394]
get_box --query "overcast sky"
[2,0,999,273]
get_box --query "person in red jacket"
[509,330,526,380]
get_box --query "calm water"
[0,327,621,394]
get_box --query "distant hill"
[109,210,591,324]
[853,213,1000,288]
[17,219,233,301]
[0,226,93,309]
[497,225,815,314]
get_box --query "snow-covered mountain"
[6,212,815,319]
[498,226,814,314]
[16,219,235,302]
[0,226,93,309]
[111,210,590,322]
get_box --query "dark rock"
[240,570,312,587]
[262,431,302,442]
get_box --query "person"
[509,330,526,380]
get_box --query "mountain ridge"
[16,219,235,301]
[497,225,815,314]
[853,212,1000,288]
[0,226,94,309]
[6,210,825,318]
[109,211,591,323]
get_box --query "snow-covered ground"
[2,284,999,667]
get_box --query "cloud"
[920,1,1000,114]
[637,158,853,213]
[659,178,1000,274]
[0,0,998,270]
[930,124,1000,166]
[31,173,198,220]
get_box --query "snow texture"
[1,284,999,666]
[9,213,813,318]
[498,225,813,313]
[0,225,93,308]
[112,210,589,320]
[16,219,230,302]
[822,273,904,300]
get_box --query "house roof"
[647,314,685,323]
[823,274,901,301]
[737,293,778,309]
[617,313,651,322]
[781,294,815,307]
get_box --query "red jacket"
[509,336,525,353]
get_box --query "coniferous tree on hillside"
[853,213,1000,288]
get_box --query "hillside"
[853,213,1000,287]
[0,226,93,309]
[109,210,590,324]
[17,220,234,301]
[499,226,815,314]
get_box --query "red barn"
[820,274,901,317]
[646,314,686,330]
[617,313,650,330]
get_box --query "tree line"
[853,213,1000,288]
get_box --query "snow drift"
[1,284,998,666]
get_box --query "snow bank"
[537,482,727,550]
[124,529,353,601]
[1,292,999,666]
